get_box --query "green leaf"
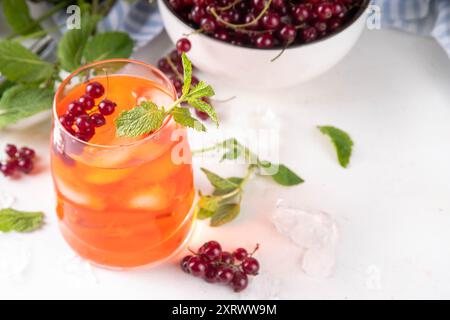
[197,195,221,212]
[318,125,354,168]
[0,40,54,83]
[57,14,98,72]
[181,53,192,96]
[221,147,240,162]
[210,203,241,227]
[201,168,238,191]
[0,80,15,98]
[83,31,134,63]
[186,81,215,100]
[0,85,53,128]
[115,101,165,137]
[171,107,206,132]
[0,208,44,233]
[2,0,41,35]
[195,206,214,220]
[269,164,304,186]
[188,98,218,126]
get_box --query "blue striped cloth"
[97,0,163,49]
[373,0,450,58]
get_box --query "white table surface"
[1,28,450,300]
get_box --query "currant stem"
[217,0,242,12]
[165,57,184,81]
[210,0,273,30]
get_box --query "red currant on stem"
[176,38,192,53]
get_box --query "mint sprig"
[194,138,303,226]
[0,208,44,233]
[115,53,217,137]
[318,125,354,168]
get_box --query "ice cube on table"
[301,247,337,278]
[273,201,339,278]
[0,239,31,280]
[0,190,15,208]
[273,201,338,249]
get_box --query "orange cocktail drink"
[51,60,195,268]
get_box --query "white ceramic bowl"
[158,0,370,89]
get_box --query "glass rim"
[53,58,177,149]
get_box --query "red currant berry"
[75,115,94,132]
[59,114,74,130]
[255,34,275,49]
[5,144,17,158]
[220,251,234,265]
[89,113,106,127]
[176,38,192,53]
[181,255,193,273]
[233,248,248,261]
[242,257,260,275]
[17,157,33,174]
[195,109,209,120]
[199,241,222,262]
[316,3,334,20]
[158,58,172,73]
[68,101,85,117]
[18,147,35,160]
[98,99,116,116]
[85,81,105,99]
[217,266,235,284]
[78,94,95,110]
[204,264,219,283]
[279,24,297,43]
[0,160,16,177]
[188,256,207,277]
[231,271,248,292]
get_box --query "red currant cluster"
[0,144,35,177]
[168,0,364,48]
[157,39,210,120]
[59,81,117,142]
[181,241,260,292]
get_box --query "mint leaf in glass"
[115,53,217,137]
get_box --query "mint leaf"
[188,98,218,126]
[186,81,215,100]
[2,0,41,35]
[195,206,214,220]
[0,80,15,98]
[0,85,53,128]
[201,168,239,191]
[115,101,165,137]
[171,107,206,132]
[197,195,221,212]
[83,31,133,63]
[0,208,44,233]
[262,163,304,186]
[318,125,354,168]
[181,53,192,96]
[0,40,54,83]
[221,147,240,162]
[58,14,98,72]
[210,203,241,227]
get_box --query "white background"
[1,26,450,299]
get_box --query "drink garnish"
[0,208,44,233]
[115,53,217,137]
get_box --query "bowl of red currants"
[159,0,370,88]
